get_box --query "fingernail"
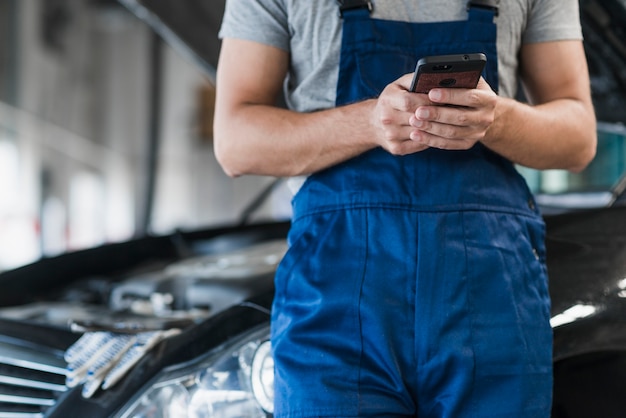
[416,108,429,119]
[409,116,423,127]
[429,89,442,101]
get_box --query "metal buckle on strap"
[337,0,373,17]
[467,0,500,16]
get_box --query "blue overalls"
[271,1,553,417]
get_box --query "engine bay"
[0,239,287,334]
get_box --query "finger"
[382,91,431,115]
[381,124,425,146]
[384,75,433,109]
[376,93,430,132]
[409,120,477,142]
[427,78,493,107]
[396,72,418,92]
[410,113,486,143]
[385,139,430,156]
[377,123,430,155]
[413,105,477,130]
[409,128,476,150]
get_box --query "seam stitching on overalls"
[292,203,538,222]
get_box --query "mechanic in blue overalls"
[215,0,596,416]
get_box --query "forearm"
[214,39,431,178]
[214,100,378,178]
[409,41,598,173]
[484,96,597,172]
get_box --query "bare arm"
[409,40,597,172]
[213,39,429,177]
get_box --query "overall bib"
[271,2,553,417]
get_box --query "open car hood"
[118,0,226,80]
[118,0,626,114]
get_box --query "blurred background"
[2,0,625,272]
[0,0,291,271]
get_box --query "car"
[0,219,289,417]
[0,0,625,417]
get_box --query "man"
[215,0,597,416]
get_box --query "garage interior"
[0,0,291,271]
[0,1,626,418]
[1,0,625,272]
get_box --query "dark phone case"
[410,53,486,93]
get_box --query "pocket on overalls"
[356,51,416,98]
[463,211,552,377]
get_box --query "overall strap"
[467,0,500,18]
[337,1,498,21]
[337,0,373,17]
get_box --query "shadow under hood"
[118,0,226,79]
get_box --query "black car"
[0,0,625,417]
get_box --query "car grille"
[0,340,67,418]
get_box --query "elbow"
[215,157,241,178]
[214,146,243,178]
[568,103,598,173]
[568,148,596,174]
[568,128,598,174]
[213,127,244,178]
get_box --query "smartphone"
[409,53,487,94]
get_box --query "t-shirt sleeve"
[523,0,583,44]
[218,0,290,52]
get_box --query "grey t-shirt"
[219,0,582,109]
[218,0,583,192]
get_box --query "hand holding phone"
[409,53,487,94]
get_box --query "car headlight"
[117,325,273,418]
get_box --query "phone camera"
[463,54,470,60]
[438,78,457,87]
